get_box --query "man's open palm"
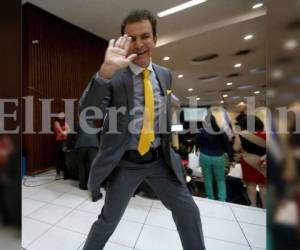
[104,35,137,70]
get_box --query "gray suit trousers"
[83,159,206,250]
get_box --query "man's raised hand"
[99,35,137,79]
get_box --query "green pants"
[199,153,226,201]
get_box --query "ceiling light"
[188,88,194,92]
[157,0,207,18]
[220,100,225,104]
[163,56,170,61]
[252,3,263,9]
[284,39,299,50]
[244,34,254,40]
[272,69,283,79]
[267,89,276,98]
[178,74,183,78]
[196,97,200,101]
[254,91,260,94]
[234,63,242,68]
[223,94,228,98]
[226,82,233,86]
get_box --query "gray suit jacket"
[80,63,185,192]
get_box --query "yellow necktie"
[137,69,155,155]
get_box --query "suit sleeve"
[168,70,172,89]
[221,132,234,161]
[78,72,112,114]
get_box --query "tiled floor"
[22,171,266,250]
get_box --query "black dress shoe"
[63,171,70,180]
[92,192,103,202]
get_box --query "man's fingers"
[124,36,132,53]
[108,39,115,48]
[119,35,128,49]
[127,53,137,62]
[115,36,125,48]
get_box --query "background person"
[53,112,70,179]
[196,114,234,201]
[233,115,266,207]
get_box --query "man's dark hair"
[121,9,157,36]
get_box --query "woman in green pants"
[196,114,233,201]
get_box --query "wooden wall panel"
[22,3,108,174]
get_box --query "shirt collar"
[129,60,153,76]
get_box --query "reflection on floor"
[22,170,266,250]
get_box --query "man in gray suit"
[81,9,206,250]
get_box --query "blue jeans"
[199,153,226,201]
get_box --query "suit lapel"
[153,64,168,96]
[152,64,172,135]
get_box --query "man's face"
[124,20,157,68]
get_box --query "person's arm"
[259,154,267,167]
[221,132,234,162]
[233,134,241,152]
[54,121,64,135]
[78,75,112,114]
[64,122,71,134]
[79,35,137,114]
